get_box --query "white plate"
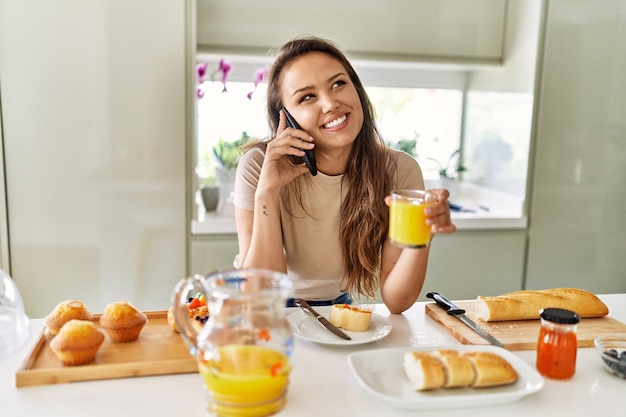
[287,306,391,346]
[347,345,544,410]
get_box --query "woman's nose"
[319,93,340,112]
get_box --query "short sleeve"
[233,147,265,211]
[393,150,425,190]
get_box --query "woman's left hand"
[424,189,456,234]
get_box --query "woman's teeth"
[323,115,347,129]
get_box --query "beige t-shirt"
[233,147,424,300]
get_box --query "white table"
[1,294,624,417]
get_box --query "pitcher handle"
[171,274,206,357]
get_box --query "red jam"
[535,308,580,379]
[335,304,365,312]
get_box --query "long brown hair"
[266,36,395,299]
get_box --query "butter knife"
[294,299,352,340]
[426,292,504,348]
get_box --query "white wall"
[0,0,191,317]
[468,0,543,93]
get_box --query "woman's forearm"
[379,242,431,314]
[239,189,287,272]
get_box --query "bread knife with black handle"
[426,291,504,348]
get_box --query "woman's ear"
[273,108,281,125]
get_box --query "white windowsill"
[191,181,527,236]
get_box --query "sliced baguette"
[404,350,517,391]
[476,287,608,322]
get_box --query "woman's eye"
[332,79,347,89]
[299,94,314,103]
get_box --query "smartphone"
[283,107,317,176]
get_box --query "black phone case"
[283,107,317,176]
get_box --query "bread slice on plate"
[403,351,446,391]
[432,349,476,388]
[462,351,518,388]
[329,304,372,332]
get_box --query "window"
[196,81,463,182]
[196,81,269,181]
[463,91,534,197]
[194,54,533,212]
[366,87,463,179]
[195,55,466,186]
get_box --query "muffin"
[99,301,147,342]
[44,300,93,336]
[50,319,105,366]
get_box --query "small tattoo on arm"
[262,205,268,216]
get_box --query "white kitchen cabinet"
[0,0,192,318]
[190,235,239,276]
[197,0,507,64]
[190,230,527,302]
[525,0,626,294]
[420,230,527,301]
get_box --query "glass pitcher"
[172,268,294,417]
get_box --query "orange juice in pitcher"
[199,345,291,417]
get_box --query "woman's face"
[279,52,364,154]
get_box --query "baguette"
[476,287,609,322]
[404,349,517,391]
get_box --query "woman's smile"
[322,114,348,131]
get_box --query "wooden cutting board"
[425,301,626,351]
[15,311,198,387]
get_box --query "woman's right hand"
[257,109,315,191]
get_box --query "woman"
[233,36,456,314]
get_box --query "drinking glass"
[388,189,435,248]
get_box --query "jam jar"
[536,307,580,379]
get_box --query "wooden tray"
[426,301,626,351]
[15,311,197,387]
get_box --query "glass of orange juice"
[172,269,294,417]
[389,189,435,248]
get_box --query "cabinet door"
[0,0,189,318]
[190,236,239,275]
[420,231,526,300]
[197,0,506,62]
[190,231,525,302]
[525,0,626,294]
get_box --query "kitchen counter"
[2,294,623,416]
